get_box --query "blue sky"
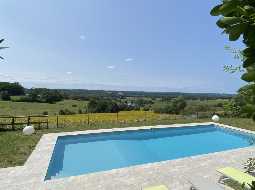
[0,0,245,93]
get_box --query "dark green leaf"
[219,1,239,16]
[220,17,242,25]
[243,48,255,57]
[216,19,227,28]
[243,57,255,68]
[237,6,248,15]
[228,24,246,41]
[241,71,255,82]
[244,5,255,12]
[210,5,222,16]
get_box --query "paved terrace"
[1,122,255,190]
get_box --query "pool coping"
[3,122,255,189]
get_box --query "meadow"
[0,99,87,116]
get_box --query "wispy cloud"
[107,65,115,69]
[124,58,134,62]
[0,73,16,81]
[66,71,73,75]
[79,35,86,40]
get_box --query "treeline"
[0,82,238,118]
[0,82,64,103]
[18,88,64,103]
[0,82,24,100]
[85,96,188,114]
[56,89,233,100]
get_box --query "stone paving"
[0,122,255,190]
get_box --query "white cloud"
[79,35,86,40]
[0,73,16,81]
[66,71,73,75]
[107,65,115,69]
[124,58,134,62]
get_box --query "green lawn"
[0,100,88,116]
[0,117,254,168]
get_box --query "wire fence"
[0,111,217,131]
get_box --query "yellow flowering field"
[47,111,181,127]
[0,111,182,129]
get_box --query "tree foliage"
[0,91,11,101]
[224,84,255,119]
[0,82,24,96]
[26,88,64,103]
[87,98,120,113]
[152,96,187,114]
[211,0,255,120]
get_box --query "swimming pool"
[45,124,255,180]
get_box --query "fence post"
[116,112,118,123]
[27,116,31,126]
[87,113,90,125]
[46,116,49,129]
[56,115,59,128]
[11,117,15,130]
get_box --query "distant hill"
[41,89,234,100]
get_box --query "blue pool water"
[45,124,255,180]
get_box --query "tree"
[223,84,255,118]
[87,98,120,113]
[27,88,63,103]
[172,96,187,114]
[0,82,24,96]
[152,96,187,114]
[0,39,8,59]
[0,91,10,101]
[211,0,255,120]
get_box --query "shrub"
[87,98,120,113]
[59,109,76,115]
[244,158,255,174]
[143,105,150,111]
[42,111,48,115]
[0,91,10,101]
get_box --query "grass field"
[0,100,88,116]
[0,115,254,168]
[0,98,228,116]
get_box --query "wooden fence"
[0,115,48,130]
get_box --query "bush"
[87,98,120,113]
[59,109,76,115]
[143,105,150,111]
[42,111,48,115]
[11,95,32,102]
[0,91,10,101]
